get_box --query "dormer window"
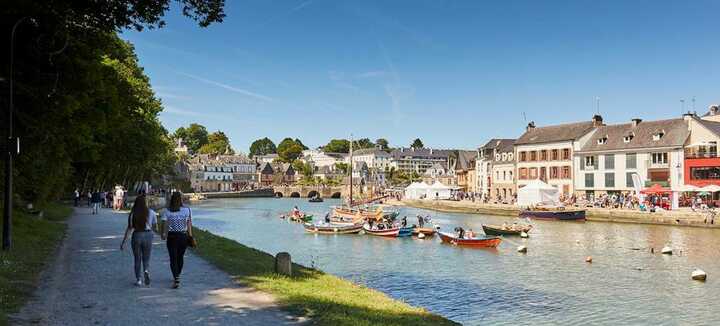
[597,136,608,145]
[653,131,665,141]
[623,133,634,143]
[495,154,501,161]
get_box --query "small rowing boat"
[398,226,413,237]
[482,224,532,236]
[519,208,585,221]
[303,222,363,234]
[438,232,502,248]
[362,225,400,237]
[412,227,437,237]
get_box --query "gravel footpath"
[13,207,305,325]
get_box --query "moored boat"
[303,222,363,234]
[412,227,437,237]
[309,197,324,203]
[519,209,586,221]
[362,225,400,237]
[398,226,413,237]
[438,232,502,248]
[482,224,532,236]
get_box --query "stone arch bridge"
[273,186,345,199]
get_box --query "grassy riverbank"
[0,203,72,326]
[191,228,458,326]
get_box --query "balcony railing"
[684,150,719,159]
[645,180,669,187]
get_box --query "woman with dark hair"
[120,195,157,286]
[161,192,193,289]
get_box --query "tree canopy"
[375,138,390,150]
[277,138,305,162]
[249,137,277,157]
[323,139,351,153]
[198,131,233,155]
[411,138,424,149]
[174,123,209,153]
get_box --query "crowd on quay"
[74,187,129,213]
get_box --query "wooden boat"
[362,225,400,237]
[482,224,532,236]
[291,214,313,223]
[412,227,437,236]
[309,197,324,203]
[303,222,363,234]
[519,208,586,221]
[332,206,384,221]
[438,232,502,248]
[398,226,414,237]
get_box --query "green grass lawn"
[0,203,72,326]
[191,228,459,326]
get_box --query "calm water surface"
[190,198,720,325]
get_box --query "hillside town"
[173,105,720,210]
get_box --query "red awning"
[641,183,671,194]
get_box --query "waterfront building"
[515,115,603,196]
[389,147,453,175]
[489,140,516,202]
[684,105,720,191]
[477,139,515,199]
[422,162,456,186]
[301,149,346,167]
[188,154,250,192]
[574,116,690,198]
[174,138,189,155]
[254,153,279,164]
[452,150,477,192]
[257,162,275,187]
[348,147,391,186]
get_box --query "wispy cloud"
[162,105,204,117]
[356,71,386,78]
[157,92,192,100]
[177,71,274,102]
[329,70,362,92]
[253,0,315,31]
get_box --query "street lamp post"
[3,17,34,250]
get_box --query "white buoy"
[585,256,593,263]
[692,269,707,281]
[661,246,673,255]
[418,233,426,239]
[576,240,581,244]
[520,232,529,238]
[517,245,527,253]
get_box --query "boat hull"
[362,225,400,237]
[398,226,413,237]
[482,224,531,236]
[519,209,586,221]
[303,223,363,234]
[438,232,502,248]
[412,227,437,236]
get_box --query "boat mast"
[349,134,353,206]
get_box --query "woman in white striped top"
[161,192,193,289]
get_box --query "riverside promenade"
[12,207,305,325]
[392,199,720,228]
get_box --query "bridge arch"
[331,192,342,199]
[307,190,319,198]
[290,192,301,198]
[275,192,284,198]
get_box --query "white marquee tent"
[517,179,560,207]
[427,181,453,200]
[404,182,429,200]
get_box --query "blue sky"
[121,0,720,153]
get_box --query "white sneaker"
[135,279,143,287]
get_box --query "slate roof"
[515,121,596,145]
[259,162,274,174]
[390,148,453,159]
[579,118,689,152]
[455,150,477,171]
[352,148,391,157]
[697,119,720,137]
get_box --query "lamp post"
[3,17,35,250]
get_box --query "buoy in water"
[517,245,527,253]
[576,240,581,244]
[418,233,426,239]
[520,232,529,238]
[661,246,673,255]
[585,256,593,263]
[692,269,707,281]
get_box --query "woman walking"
[161,192,193,289]
[120,195,157,286]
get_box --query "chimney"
[631,118,642,127]
[592,114,604,127]
[526,121,536,131]
[401,148,404,153]
[430,148,433,154]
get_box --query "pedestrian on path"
[73,189,80,207]
[91,191,102,214]
[120,195,157,287]
[161,192,194,289]
[114,186,125,210]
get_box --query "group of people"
[453,227,476,239]
[74,187,127,213]
[119,192,194,289]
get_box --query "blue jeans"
[131,231,153,280]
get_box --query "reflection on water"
[190,198,720,325]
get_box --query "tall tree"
[375,138,390,150]
[411,138,424,149]
[198,131,233,155]
[248,137,277,157]
[323,139,350,153]
[294,138,309,150]
[353,138,375,149]
[277,138,304,162]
